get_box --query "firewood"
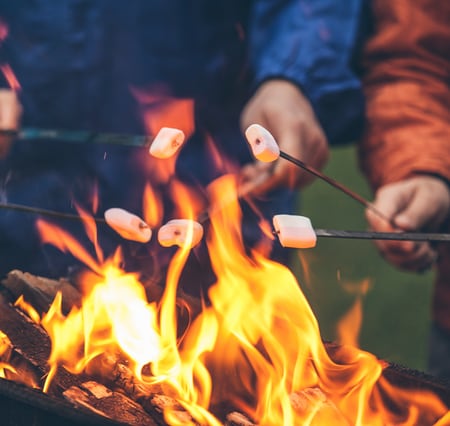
[63,381,157,426]
[290,387,350,425]
[0,292,88,395]
[2,269,202,339]
[89,354,197,425]
[225,411,257,426]
[0,329,40,388]
[146,393,197,425]
[2,269,81,314]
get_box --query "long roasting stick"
[279,151,379,216]
[245,124,396,227]
[279,150,395,226]
[314,229,450,242]
[0,202,106,224]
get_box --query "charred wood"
[0,292,89,395]
[2,270,81,315]
[63,381,157,426]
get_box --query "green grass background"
[290,144,434,372]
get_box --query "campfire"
[0,165,448,426]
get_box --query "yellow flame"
[32,174,449,425]
[336,279,372,348]
[143,183,164,228]
[14,295,41,324]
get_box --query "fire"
[336,279,372,348]
[0,64,21,92]
[5,170,447,424]
[41,265,163,392]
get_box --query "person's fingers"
[249,122,328,194]
[394,180,450,231]
[240,79,328,195]
[378,242,437,272]
[370,236,416,256]
[366,185,410,231]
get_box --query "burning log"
[0,290,89,395]
[2,269,82,315]
[63,381,157,426]
[225,411,257,426]
[0,266,448,425]
[145,394,197,425]
[290,388,349,425]
[0,270,205,423]
[86,354,197,425]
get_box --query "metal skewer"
[278,151,395,227]
[314,229,450,242]
[0,202,106,224]
[0,128,153,147]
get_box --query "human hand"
[0,89,21,158]
[366,175,450,272]
[239,79,328,196]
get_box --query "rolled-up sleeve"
[248,0,365,144]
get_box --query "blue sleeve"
[248,0,366,144]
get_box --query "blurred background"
[290,144,433,372]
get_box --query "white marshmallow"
[158,219,204,248]
[244,124,280,162]
[149,127,185,159]
[273,214,317,249]
[104,208,152,243]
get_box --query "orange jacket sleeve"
[359,0,450,192]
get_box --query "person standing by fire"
[359,0,450,380]
[0,2,364,294]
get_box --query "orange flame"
[14,295,41,324]
[143,183,164,228]
[0,64,21,91]
[336,279,372,348]
[73,202,104,264]
[36,219,103,276]
[0,330,15,378]
[31,175,449,424]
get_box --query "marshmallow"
[272,214,317,249]
[104,208,152,243]
[244,124,280,162]
[158,219,204,248]
[149,127,185,159]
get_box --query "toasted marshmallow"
[104,208,152,243]
[149,127,185,159]
[244,124,280,162]
[273,214,317,249]
[158,219,204,248]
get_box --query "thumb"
[394,196,437,231]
